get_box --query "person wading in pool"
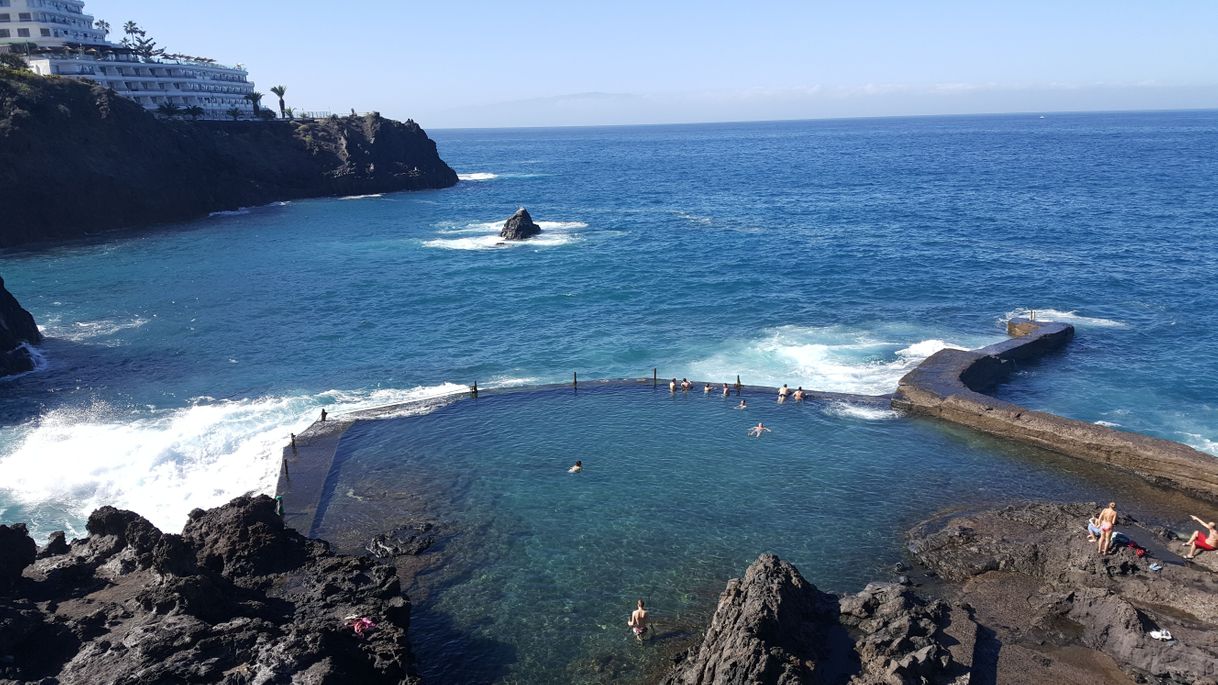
[778,384,790,402]
[669,378,677,393]
[722,383,731,397]
[1182,514,1218,559]
[628,599,649,640]
[1096,501,1118,555]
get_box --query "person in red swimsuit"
[1182,515,1217,559]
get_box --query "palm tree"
[184,105,205,121]
[94,20,110,38]
[226,106,242,121]
[155,102,183,119]
[269,85,287,119]
[243,91,264,116]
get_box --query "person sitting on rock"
[568,460,583,474]
[1086,516,1103,542]
[628,599,648,640]
[1096,502,1118,555]
[1182,515,1217,559]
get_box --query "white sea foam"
[457,172,498,181]
[424,219,588,251]
[0,381,483,541]
[340,193,384,200]
[208,208,251,217]
[1003,308,1127,329]
[0,344,49,382]
[688,325,984,396]
[824,402,901,421]
[1094,420,1122,428]
[1183,433,1218,457]
[40,316,148,345]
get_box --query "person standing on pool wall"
[628,599,648,640]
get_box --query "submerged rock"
[500,207,542,241]
[0,276,42,377]
[0,495,421,683]
[366,520,438,558]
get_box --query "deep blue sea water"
[1,110,1217,680]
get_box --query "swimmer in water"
[793,386,805,401]
[568,460,583,473]
[777,384,790,402]
[681,378,692,391]
[669,378,677,393]
[704,383,712,394]
[722,383,731,397]
[737,399,747,409]
[628,599,649,640]
[748,422,771,438]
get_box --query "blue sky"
[94,1,1218,127]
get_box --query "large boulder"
[0,523,36,593]
[499,207,542,241]
[0,275,41,377]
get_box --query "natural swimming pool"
[311,384,1200,683]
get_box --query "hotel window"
[0,13,8,21]
[18,11,29,20]
[0,29,8,37]
[17,27,29,36]
[40,28,50,36]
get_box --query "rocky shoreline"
[665,501,1218,685]
[0,495,420,684]
[0,70,458,248]
[0,276,42,377]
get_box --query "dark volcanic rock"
[908,502,1218,684]
[0,523,36,593]
[0,70,458,247]
[499,207,542,241]
[1,494,421,684]
[366,521,438,558]
[663,554,969,685]
[0,276,42,377]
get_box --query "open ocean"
[2,110,1216,681]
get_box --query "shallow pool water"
[313,384,1199,683]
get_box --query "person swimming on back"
[628,599,649,640]
[568,460,582,473]
[748,422,771,437]
[1182,514,1218,559]
[737,399,747,409]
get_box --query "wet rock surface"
[0,495,420,684]
[366,521,439,559]
[908,501,1218,685]
[0,276,42,377]
[499,207,542,241]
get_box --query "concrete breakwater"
[893,318,1218,503]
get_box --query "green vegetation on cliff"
[0,71,458,247]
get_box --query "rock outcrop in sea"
[0,276,42,377]
[499,207,542,241]
[0,70,459,247]
[0,495,420,683]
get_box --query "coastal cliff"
[0,276,41,377]
[0,495,421,683]
[0,70,458,247]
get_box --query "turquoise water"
[314,384,1206,683]
[1,112,1216,674]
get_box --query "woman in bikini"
[1096,502,1118,556]
[1182,515,1217,559]
[628,599,648,640]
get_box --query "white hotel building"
[0,0,256,119]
